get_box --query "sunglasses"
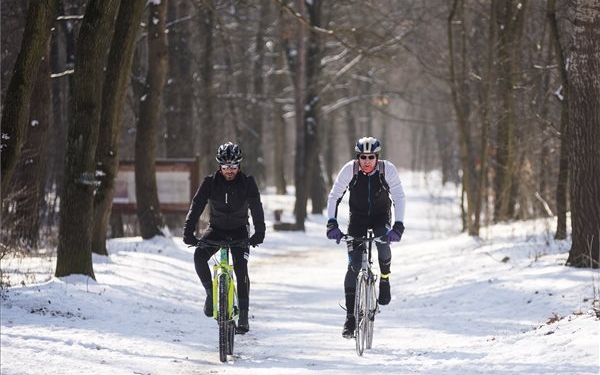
[359,154,376,160]
[221,164,239,170]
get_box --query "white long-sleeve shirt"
[326,159,406,223]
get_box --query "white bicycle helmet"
[355,137,382,154]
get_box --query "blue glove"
[326,219,343,244]
[386,221,404,244]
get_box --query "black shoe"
[379,278,391,305]
[236,309,249,334]
[342,315,355,339]
[204,295,213,317]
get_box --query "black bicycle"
[343,231,386,356]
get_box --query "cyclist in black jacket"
[183,142,265,334]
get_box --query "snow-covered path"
[1,172,598,374]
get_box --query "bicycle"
[197,238,249,362]
[343,231,387,356]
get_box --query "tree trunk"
[448,0,476,235]
[547,0,569,240]
[92,0,146,255]
[165,0,194,158]
[493,0,527,222]
[1,0,57,197]
[305,0,326,215]
[246,0,269,186]
[197,3,215,177]
[10,38,52,250]
[56,0,120,279]
[135,0,168,239]
[273,47,288,195]
[291,0,307,230]
[565,0,600,268]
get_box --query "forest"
[1,0,598,279]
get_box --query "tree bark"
[92,0,146,255]
[56,0,120,279]
[493,0,527,222]
[291,0,307,230]
[565,0,600,268]
[10,38,52,250]
[305,0,326,214]
[1,0,57,197]
[135,0,168,239]
[448,0,476,234]
[547,0,569,240]
[165,0,194,158]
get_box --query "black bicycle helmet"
[216,142,243,164]
[355,136,382,154]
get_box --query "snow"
[1,171,598,375]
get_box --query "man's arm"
[326,160,355,219]
[383,161,406,223]
[183,176,211,240]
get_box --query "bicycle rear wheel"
[218,273,229,362]
[366,276,377,349]
[354,274,367,356]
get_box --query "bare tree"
[55,0,119,278]
[1,0,57,197]
[5,38,53,251]
[562,0,600,268]
[287,0,308,230]
[547,0,569,240]
[165,0,195,158]
[92,0,147,255]
[135,0,168,239]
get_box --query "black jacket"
[349,170,391,218]
[184,171,266,235]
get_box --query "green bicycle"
[198,238,249,362]
[343,231,386,356]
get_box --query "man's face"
[220,163,240,180]
[358,153,377,173]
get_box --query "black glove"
[326,219,343,244]
[183,233,199,246]
[249,232,265,247]
[386,221,404,243]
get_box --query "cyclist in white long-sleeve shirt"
[325,136,406,338]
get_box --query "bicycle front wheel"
[366,276,377,349]
[218,273,229,362]
[354,274,368,356]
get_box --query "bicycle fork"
[212,265,238,320]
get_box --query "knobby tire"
[218,273,229,362]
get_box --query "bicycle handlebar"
[196,238,250,248]
[342,234,388,244]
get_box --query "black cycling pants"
[193,226,251,310]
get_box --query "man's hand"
[183,233,199,246]
[386,221,404,243]
[326,219,343,244]
[249,232,265,247]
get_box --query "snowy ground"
[1,171,598,375]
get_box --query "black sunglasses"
[359,154,376,160]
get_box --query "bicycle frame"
[344,231,386,356]
[198,238,248,362]
[212,245,238,321]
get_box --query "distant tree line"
[1,0,598,278]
